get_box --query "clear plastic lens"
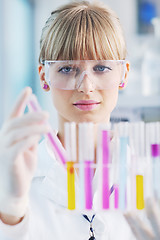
[45,60,126,90]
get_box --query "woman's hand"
[0,87,49,222]
[124,198,160,240]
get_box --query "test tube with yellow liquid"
[130,122,145,210]
[65,122,77,210]
[136,175,144,210]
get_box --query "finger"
[3,111,49,134]
[6,124,50,147]
[134,215,155,240]
[8,87,32,119]
[146,198,160,238]
[124,213,154,240]
[28,143,38,153]
[12,134,41,157]
[124,213,144,240]
[23,147,38,171]
[11,135,40,197]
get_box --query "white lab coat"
[0,140,136,240]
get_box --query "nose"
[76,71,95,93]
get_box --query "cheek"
[103,88,119,112]
[51,89,71,111]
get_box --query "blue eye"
[58,66,73,73]
[93,65,112,72]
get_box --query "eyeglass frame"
[40,59,127,89]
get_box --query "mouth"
[73,100,101,111]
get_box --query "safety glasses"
[42,60,126,90]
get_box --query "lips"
[73,100,101,111]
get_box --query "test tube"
[78,123,85,210]
[128,123,137,211]
[130,122,145,210]
[27,94,67,166]
[150,122,160,200]
[102,128,110,209]
[112,124,120,209]
[64,122,77,210]
[80,123,94,210]
[145,122,154,199]
[118,122,129,211]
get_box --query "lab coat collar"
[35,139,68,208]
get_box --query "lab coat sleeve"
[0,209,30,240]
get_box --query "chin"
[72,114,109,124]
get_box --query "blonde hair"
[39,1,127,63]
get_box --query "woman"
[0,1,156,240]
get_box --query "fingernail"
[35,112,49,121]
[44,125,50,132]
[41,114,49,120]
[24,87,32,95]
[43,112,49,118]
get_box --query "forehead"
[47,60,119,65]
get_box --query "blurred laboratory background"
[0,0,160,129]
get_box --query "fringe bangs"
[39,2,126,63]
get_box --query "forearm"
[0,213,23,225]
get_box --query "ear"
[38,64,50,92]
[119,61,130,90]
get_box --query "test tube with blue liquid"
[117,122,129,211]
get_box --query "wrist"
[0,193,29,218]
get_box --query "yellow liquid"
[67,161,75,210]
[136,175,145,210]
